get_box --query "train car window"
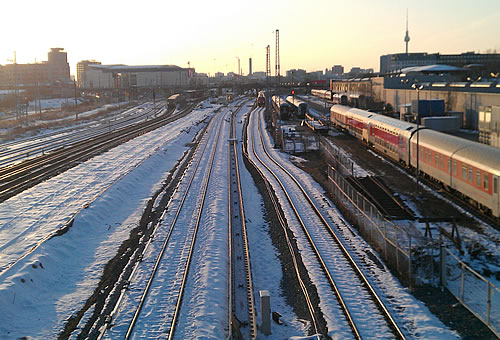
[454,160,457,176]
[468,168,473,182]
[494,177,498,193]
[448,159,451,173]
[485,175,489,190]
[462,165,467,179]
[476,171,481,186]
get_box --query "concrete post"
[259,290,271,335]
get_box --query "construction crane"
[265,45,271,79]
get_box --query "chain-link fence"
[441,247,500,337]
[322,137,499,336]
[327,166,417,284]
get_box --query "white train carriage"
[368,114,420,164]
[311,89,333,101]
[332,93,349,105]
[330,105,372,142]
[410,130,500,215]
[286,96,308,118]
[331,104,500,217]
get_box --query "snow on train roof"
[333,106,417,132]
[272,95,289,105]
[286,96,307,106]
[331,105,370,117]
[415,129,500,174]
[369,114,417,132]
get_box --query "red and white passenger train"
[330,105,500,217]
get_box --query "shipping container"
[411,99,445,121]
[422,116,461,132]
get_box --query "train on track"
[330,104,500,217]
[167,93,185,108]
[311,89,349,105]
[271,95,291,120]
[286,96,308,118]
[257,91,266,107]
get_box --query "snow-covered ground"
[0,102,161,168]
[236,106,308,338]
[247,107,459,339]
[0,101,216,338]
[0,100,138,141]
[0,95,490,338]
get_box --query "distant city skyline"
[1,0,499,76]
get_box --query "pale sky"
[1,0,499,76]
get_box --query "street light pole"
[412,83,424,193]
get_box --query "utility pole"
[8,51,19,120]
[74,80,78,120]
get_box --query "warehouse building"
[380,51,500,75]
[331,75,500,130]
[0,48,71,88]
[77,63,194,89]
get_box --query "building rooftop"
[398,64,465,74]
[88,64,185,73]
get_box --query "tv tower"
[404,9,410,55]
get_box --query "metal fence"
[327,166,417,285]
[441,246,500,337]
[322,137,499,336]
[320,138,355,177]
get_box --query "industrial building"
[330,74,500,130]
[380,51,500,74]
[0,48,71,89]
[76,63,194,89]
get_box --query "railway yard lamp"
[412,83,424,194]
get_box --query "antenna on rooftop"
[404,9,410,55]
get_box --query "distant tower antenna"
[404,9,410,55]
[265,45,271,78]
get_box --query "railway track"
[0,103,163,168]
[242,107,323,337]
[0,104,194,276]
[0,104,189,203]
[228,106,257,339]
[98,102,247,339]
[248,107,406,339]
[123,109,224,339]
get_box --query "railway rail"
[98,102,248,339]
[0,104,164,168]
[242,107,323,337]
[113,108,224,339]
[228,106,257,339]
[0,104,194,277]
[248,107,407,339]
[0,104,189,203]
